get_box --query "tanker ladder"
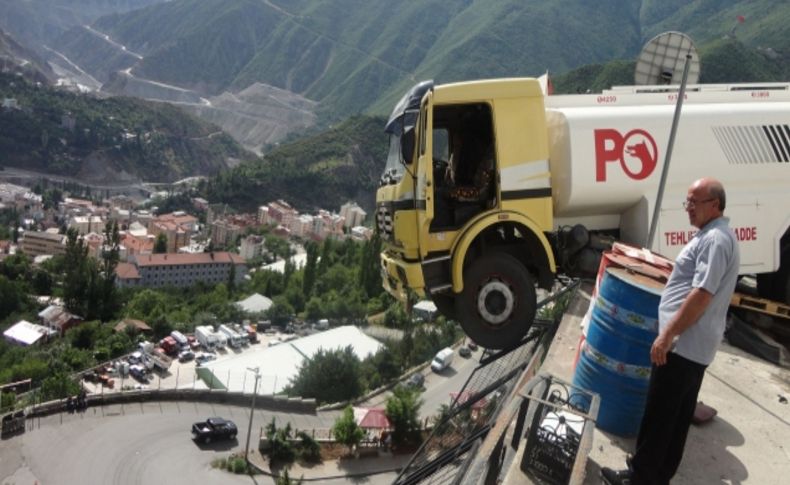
[393,277,580,485]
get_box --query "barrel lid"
[606,266,665,296]
[605,252,672,282]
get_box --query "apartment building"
[67,215,105,235]
[19,230,66,257]
[340,202,367,228]
[264,200,298,227]
[116,252,247,289]
[148,211,198,253]
[240,235,265,260]
[210,219,242,249]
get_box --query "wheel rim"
[476,277,515,326]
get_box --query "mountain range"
[1,0,787,153]
[0,0,788,211]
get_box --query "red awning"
[353,407,392,429]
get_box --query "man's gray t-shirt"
[658,217,740,365]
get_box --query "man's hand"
[650,332,673,366]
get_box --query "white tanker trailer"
[375,78,790,349]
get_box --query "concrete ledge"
[26,390,317,418]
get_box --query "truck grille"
[376,204,393,239]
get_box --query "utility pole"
[245,367,261,465]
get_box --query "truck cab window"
[431,103,496,229]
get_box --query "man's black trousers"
[630,352,707,485]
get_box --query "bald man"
[602,178,740,485]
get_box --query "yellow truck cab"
[376,78,557,349]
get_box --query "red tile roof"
[116,262,141,279]
[134,252,246,267]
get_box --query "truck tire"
[455,252,536,350]
[431,294,458,321]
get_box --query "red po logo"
[595,129,658,181]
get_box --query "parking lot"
[81,327,305,395]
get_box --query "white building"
[289,214,314,238]
[340,202,367,228]
[68,215,105,235]
[3,320,52,346]
[197,326,384,394]
[236,293,273,315]
[240,235,265,260]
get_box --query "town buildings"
[340,202,367,229]
[115,252,247,289]
[19,230,67,257]
[148,211,198,253]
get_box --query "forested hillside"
[553,38,790,94]
[200,115,387,213]
[46,0,789,123]
[0,73,251,182]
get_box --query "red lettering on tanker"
[595,129,658,182]
[663,227,757,246]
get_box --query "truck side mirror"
[401,126,415,165]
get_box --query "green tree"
[266,296,294,326]
[385,386,423,449]
[265,418,296,465]
[0,275,27,318]
[332,406,364,454]
[288,346,362,404]
[99,221,121,321]
[153,233,168,253]
[358,233,382,298]
[63,228,91,316]
[302,242,318,298]
[295,431,321,463]
[39,371,80,401]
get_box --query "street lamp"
[245,366,261,465]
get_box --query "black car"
[459,346,472,358]
[191,417,237,443]
[406,373,425,389]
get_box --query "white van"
[431,347,454,372]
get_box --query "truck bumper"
[380,252,425,302]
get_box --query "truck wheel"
[455,252,536,350]
[431,294,458,321]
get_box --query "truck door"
[416,93,434,258]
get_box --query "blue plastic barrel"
[572,267,663,436]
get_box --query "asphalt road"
[0,350,480,485]
[363,346,483,419]
[0,401,340,485]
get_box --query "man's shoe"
[601,467,631,485]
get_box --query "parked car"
[459,346,472,358]
[195,353,216,366]
[191,417,237,443]
[406,373,425,389]
[129,365,147,382]
[178,350,195,363]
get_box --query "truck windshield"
[380,132,407,186]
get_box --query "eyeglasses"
[682,198,715,209]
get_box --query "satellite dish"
[635,31,700,85]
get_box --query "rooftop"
[133,252,246,267]
[200,326,384,395]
